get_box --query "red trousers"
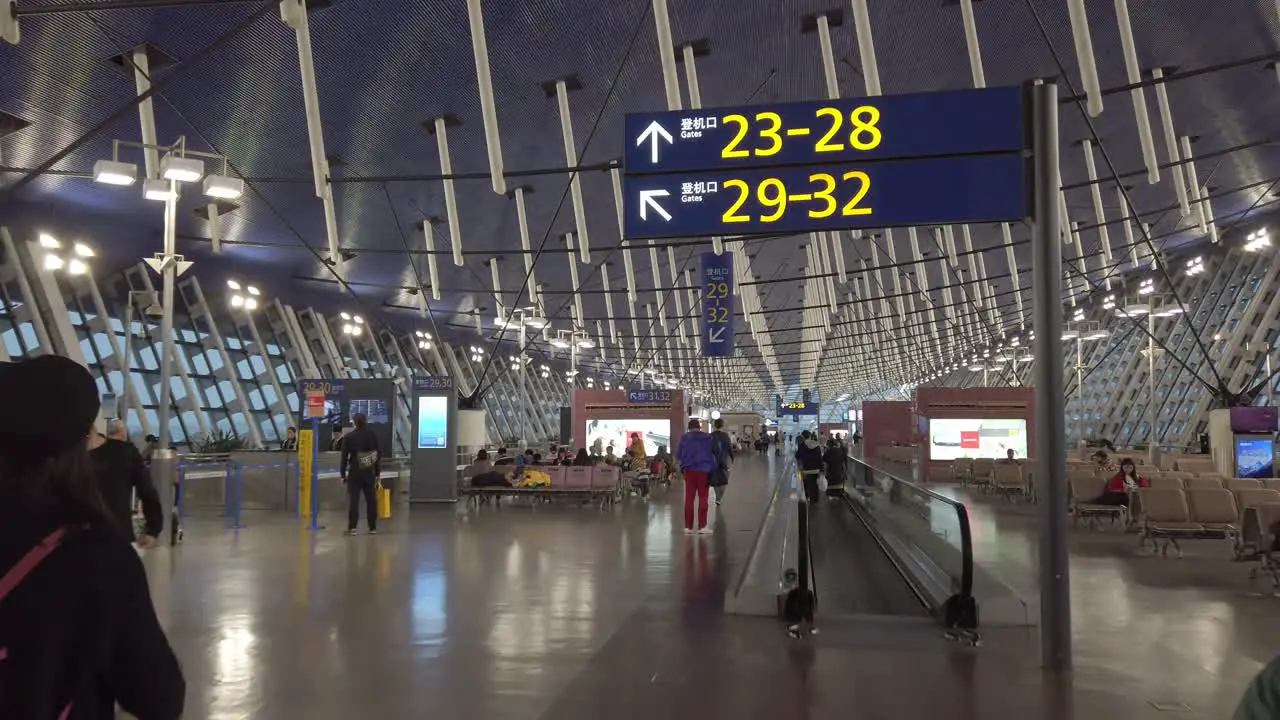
[683,470,710,530]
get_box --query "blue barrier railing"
[175,459,299,533]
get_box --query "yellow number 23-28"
[720,171,872,224]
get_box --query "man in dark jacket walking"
[795,431,825,503]
[89,429,163,547]
[339,413,381,535]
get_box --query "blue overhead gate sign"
[621,85,1028,241]
[700,251,734,357]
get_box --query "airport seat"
[1187,489,1239,533]
[1265,479,1280,493]
[1136,488,1199,556]
[591,465,620,490]
[1184,476,1224,490]
[1146,476,1184,491]
[971,459,995,490]
[1138,488,1238,557]
[1228,478,1263,491]
[991,462,1024,500]
[1233,489,1280,559]
[562,466,591,489]
[1069,475,1125,529]
[1243,503,1280,585]
[1175,457,1218,475]
[952,457,973,484]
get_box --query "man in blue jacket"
[677,419,718,535]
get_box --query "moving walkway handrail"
[847,449,976,607]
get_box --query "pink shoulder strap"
[0,529,67,603]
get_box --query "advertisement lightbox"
[928,418,1028,461]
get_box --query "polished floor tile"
[133,460,1269,719]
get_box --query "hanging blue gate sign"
[699,251,734,357]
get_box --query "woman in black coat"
[823,438,847,494]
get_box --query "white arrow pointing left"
[639,189,672,221]
[636,120,674,164]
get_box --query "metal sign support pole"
[1031,80,1071,671]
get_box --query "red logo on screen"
[960,431,980,449]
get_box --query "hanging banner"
[699,251,734,357]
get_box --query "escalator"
[805,495,929,618]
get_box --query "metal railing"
[845,449,977,626]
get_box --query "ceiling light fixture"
[160,153,204,183]
[1245,228,1271,252]
[92,159,138,186]
[202,174,244,200]
[143,178,176,201]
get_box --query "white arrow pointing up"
[639,189,672,221]
[708,327,727,343]
[636,120,674,164]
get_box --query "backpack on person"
[0,528,76,719]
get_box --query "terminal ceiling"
[1,0,1278,403]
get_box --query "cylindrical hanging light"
[489,257,503,317]
[831,231,847,282]
[1066,0,1103,116]
[513,188,537,304]
[1117,186,1141,269]
[1180,135,1216,241]
[1080,139,1113,288]
[1113,0,1159,183]
[423,220,441,301]
[610,167,639,304]
[601,264,619,344]
[849,0,882,96]
[465,0,506,195]
[565,233,584,327]
[554,79,591,264]
[816,14,841,99]
[651,0,683,110]
[433,117,465,267]
[1151,68,1191,217]
[959,0,986,89]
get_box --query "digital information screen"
[622,86,1027,240]
[1236,437,1275,479]
[585,418,672,457]
[416,396,449,449]
[349,398,390,425]
[928,418,1028,461]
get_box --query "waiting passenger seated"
[999,448,1018,464]
[467,449,493,475]
[493,447,515,466]
[1093,457,1148,506]
[1092,449,1116,474]
[467,449,510,488]
[572,448,593,467]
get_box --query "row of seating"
[458,465,623,508]
[1136,487,1249,557]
